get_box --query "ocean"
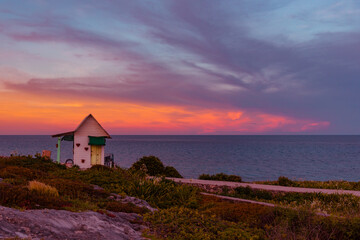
[1,135,360,182]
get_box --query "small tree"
[131,156,165,176]
[131,156,183,178]
[164,166,182,178]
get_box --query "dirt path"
[200,192,276,207]
[167,178,360,197]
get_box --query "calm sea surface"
[1,135,360,182]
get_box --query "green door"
[91,145,101,165]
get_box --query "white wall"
[73,116,108,168]
[73,134,91,168]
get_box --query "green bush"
[125,178,199,209]
[90,165,113,171]
[0,166,45,182]
[234,186,273,200]
[42,178,110,200]
[164,166,182,178]
[0,156,66,172]
[0,183,70,210]
[131,156,183,178]
[131,156,165,176]
[199,173,242,182]
[278,176,297,187]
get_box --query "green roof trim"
[88,136,106,146]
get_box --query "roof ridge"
[52,114,111,138]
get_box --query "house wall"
[73,117,107,168]
[73,134,91,168]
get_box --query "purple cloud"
[1,0,360,133]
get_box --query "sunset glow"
[1,1,359,134]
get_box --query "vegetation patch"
[0,155,197,212]
[220,186,360,217]
[199,173,242,182]
[144,206,264,240]
[4,155,360,239]
[256,176,360,191]
[130,156,182,178]
[28,180,59,198]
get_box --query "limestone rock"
[0,206,147,240]
[110,194,157,213]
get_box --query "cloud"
[1,1,360,133]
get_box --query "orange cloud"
[0,90,330,134]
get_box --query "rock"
[91,184,105,191]
[91,184,157,212]
[0,206,147,240]
[111,194,157,212]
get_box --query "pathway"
[167,178,360,197]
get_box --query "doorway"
[91,145,102,165]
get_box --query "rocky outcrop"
[91,185,157,213]
[110,194,157,213]
[0,206,147,240]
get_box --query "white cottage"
[52,114,112,169]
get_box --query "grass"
[144,206,264,240]
[256,176,360,191]
[4,155,360,239]
[28,180,59,198]
[0,155,199,212]
[199,173,242,182]
[212,185,360,217]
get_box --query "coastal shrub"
[264,208,360,240]
[256,178,360,191]
[90,164,113,171]
[131,156,165,176]
[200,196,360,240]
[164,166,182,178]
[234,186,273,200]
[26,190,70,210]
[201,195,274,226]
[199,173,242,182]
[0,183,69,210]
[229,186,360,216]
[41,178,110,200]
[28,180,59,198]
[0,166,44,182]
[125,179,199,209]
[0,183,29,208]
[201,196,360,240]
[53,166,139,195]
[144,206,264,240]
[0,156,66,172]
[277,176,297,187]
[131,156,183,178]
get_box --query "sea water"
[1,135,360,182]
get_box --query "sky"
[0,0,359,135]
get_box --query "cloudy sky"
[0,0,359,134]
